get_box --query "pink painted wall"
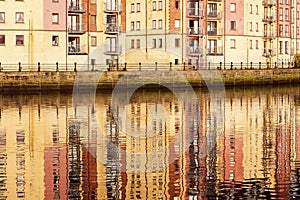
[225,0,244,35]
[44,0,67,30]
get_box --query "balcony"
[187,8,204,18]
[68,23,86,34]
[187,27,204,36]
[68,1,86,13]
[104,44,121,55]
[188,46,203,56]
[105,23,120,34]
[262,15,276,23]
[207,47,223,55]
[208,28,223,36]
[104,1,122,13]
[263,31,276,40]
[262,48,276,57]
[207,11,222,19]
[68,44,87,55]
[262,0,276,6]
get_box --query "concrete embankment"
[0,69,299,91]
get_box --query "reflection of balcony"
[262,48,276,57]
[207,11,222,19]
[68,23,86,34]
[187,8,204,18]
[68,2,86,13]
[207,47,223,55]
[104,44,121,55]
[68,44,88,55]
[208,28,223,36]
[105,23,120,34]
[104,2,122,13]
[187,27,204,36]
[262,0,276,6]
[263,31,276,39]
[262,15,276,23]
[188,46,203,56]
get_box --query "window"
[279,41,283,54]
[285,41,289,54]
[153,1,156,10]
[91,15,96,25]
[52,35,59,46]
[159,38,162,48]
[175,19,180,28]
[158,1,163,10]
[175,59,179,65]
[250,22,252,31]
[230,21,236,30]
[279,24,283,36]
[256,22,258,31]
[250,4,252,14]
[175,38,180,48]
[137,3,141,12]
[152,20,156,29]
[131,3,135,12]
[136,21,140,30]
[230,3,236,12]
[16,35,24,46]
[279,0,283,4]
[53,0,59,2]
[230,39,236,48]
[256,5,258,14]
[131,21,135,30]
[175,1,179,9]
[91,36,97,46]
[249,40,252,49]
[152,39,156,48]
[158,19,162,29]
[285,25,289,36]
[0,12,5,23]
[256,40,259,49]
[285,8,289,21]
[52,13,59,24]
[286,0,289,4]
[16,12,24,23]
[130,39,134,48]
[279,8,283,21]
[0,35,4,45]
[136,39,140,48]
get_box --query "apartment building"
[1,0,300,69]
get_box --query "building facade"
[0,0,300,69]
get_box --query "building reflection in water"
[0,87,300,198]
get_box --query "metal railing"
[207,11,222,19]
[105,23,121,34]
[68,44,87,54]
[207,47,223,55]
[262,15,276,23]
[262,48,276,57]
[207,28,223,36]
[262,0,276,6]
[104,2,122,13]
[104,44,122,55]
[68,23,86,34]
[187,27,204,36]
[187,8,204,17]
[68,1,87,12]
[263,31,276,39]
[188,46,203,56]
[0,61,296,72]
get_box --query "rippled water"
[0,86,300,199]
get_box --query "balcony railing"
[188,46,203,56]
[262,0,276,6]
[104,2,122,13]
[262,15,276,23]
[207,28,223,36]
[263,31,276,39]
[207,47,223,55]
[187,27,204,36]
[68,1,87,13]
[104,44,121,55]
[262,48,276,57]
[68,44,87,55]
[187,8,204,18]
[105,23,121,34]
[207,11,222,19]
[68,23,86,34]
